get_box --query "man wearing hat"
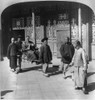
[39,37,52,77]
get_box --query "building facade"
[0,0,95,60]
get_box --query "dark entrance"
[12,30,25,41]
[2,1,72,57]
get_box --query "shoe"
[75,87,82,90]
[82,88,89,94]
[19,68,22,72]
[15,71,18,74]
[75,87,79,90]
[63,74,67,79]
[58,70,63,73]
[63,76,67,79]
[11,69,15,72]
[43,73,49,77]
[16,68,22,74]
[83,90,89,94]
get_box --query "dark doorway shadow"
[87,82,95,92]
[20,65,42,73]
[1,90,13,99]
[87,72,95,78]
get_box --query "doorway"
[45,20,70,57]
[56,26,70,57]
[12,30,25,41]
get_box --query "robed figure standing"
[39,38,52,77]
[7,37,18,72]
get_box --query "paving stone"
[1,57,95,100]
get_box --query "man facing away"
[39,37,52,77]
[59,37,75,79]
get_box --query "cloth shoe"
[43,73,49,77]
[11,69,15,72]
[82,88,89,94]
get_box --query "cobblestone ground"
[0,57,95,100]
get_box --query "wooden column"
[32,12,36,44]
[86,23,90,59]
[0,15,3,61]
[44,25,46,38]
[78,6,82,43]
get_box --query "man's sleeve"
[48,46,52,60]
[7,44,10,59]
[60,44,65,57]
[82,49,87,71]
[72,45,75,57]
[39,46,43,63]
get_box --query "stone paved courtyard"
[0,57,95,100]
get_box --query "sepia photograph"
[0,0,95,100]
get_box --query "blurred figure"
[16,36,23,73]
[22,36,39,63]
[24,36,31,51]
[69,40,88,94]
[39,37,52,77]
[23,36,34,61]
[59,37,75,78]
[7,37,18,72]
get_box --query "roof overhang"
[0,0,95,15]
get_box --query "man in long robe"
[7,37,18,72]
[39,38,52,77]
[59,37,75,78]
[70,40,88,94]
[16,36,23,73]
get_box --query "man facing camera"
[39,37,52,77]
[7,37,18,72]
[59,37,75,79]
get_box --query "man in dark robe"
[59,37,75,78]
[39,37,52,77]
[16,36,23,73]
[7,37,18,72]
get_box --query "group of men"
[39,37,88,94]
[7,36,39,73]
[7,36,88,94]
[59,37,88,94]
[7,36,52,75]
[7,37,22,73]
